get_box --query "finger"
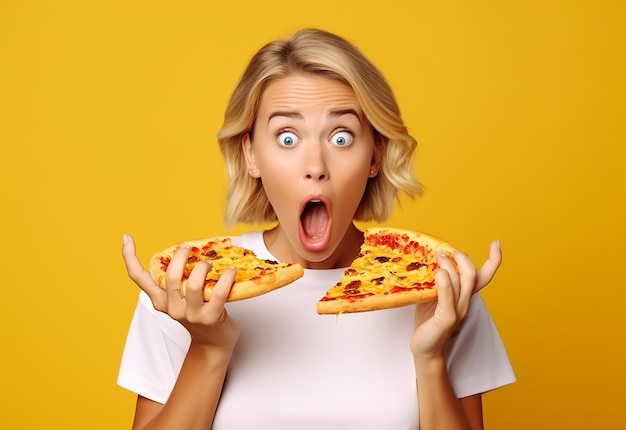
[185,261,212,309]
[434,268,456,327]
[165,243,190,298]
[437,252,459,303]
[452,251,478,315]
[474,240,503,293]
[121,234,164,299]
[206,267,237,311]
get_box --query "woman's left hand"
[410,240,502,360]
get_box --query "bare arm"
[460,395,484,429]
[122,234,239,430]
[132,396,162,430]
[131,344,233,429]
[414,356,484,430]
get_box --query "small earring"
[369,169,376,177]
[249,169,259,177]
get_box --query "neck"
[263,223,363,269]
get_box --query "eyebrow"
[268,111,304,121]
[267,108,361,122]
[328,108,361,120]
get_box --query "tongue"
[301,202,329,239]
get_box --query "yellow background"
[1,0,624,428]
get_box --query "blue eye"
[330,131,353,147]
[277,131,299,147]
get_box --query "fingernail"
[437,251,448,259]
[180,243,190,249]
[123,234,129,245]
[496,239,501,249]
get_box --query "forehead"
[258,74,362,116]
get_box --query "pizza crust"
[316,287,438,315]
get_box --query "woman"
[119,28,515,429]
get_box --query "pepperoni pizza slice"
[150,237,304,302]
[316,227,456,314]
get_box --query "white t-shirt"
[118,231,515,429]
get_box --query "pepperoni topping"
[159,256,171,271]
[201,249,220,259]
[406,261,426,271]
[343,280,362,296]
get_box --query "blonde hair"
[217,28,422,226]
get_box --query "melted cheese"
[170,238,289,284]
[325,238,440,299]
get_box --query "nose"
[304,141,329,181]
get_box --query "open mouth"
[300,199,330,241]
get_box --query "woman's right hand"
[121,234,240,351]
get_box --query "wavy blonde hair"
[217,28,422,226]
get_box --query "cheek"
[258,168,298,212]
[254,147,298,175]
[330,161,371,204]
[338,175,369,208]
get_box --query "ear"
[242,133,260,178]
[369,135,383,177]
[369,156,381,177]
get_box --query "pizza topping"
[406,261,427,271]
[202,249,220,259]
[365,231,403,249]
[343,280,362,295]
[316,228,456,314]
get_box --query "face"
[243,74,378,267]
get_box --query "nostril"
[306,173,328,180]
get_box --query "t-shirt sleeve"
[446,294,516,398]
[117,291,191,404]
